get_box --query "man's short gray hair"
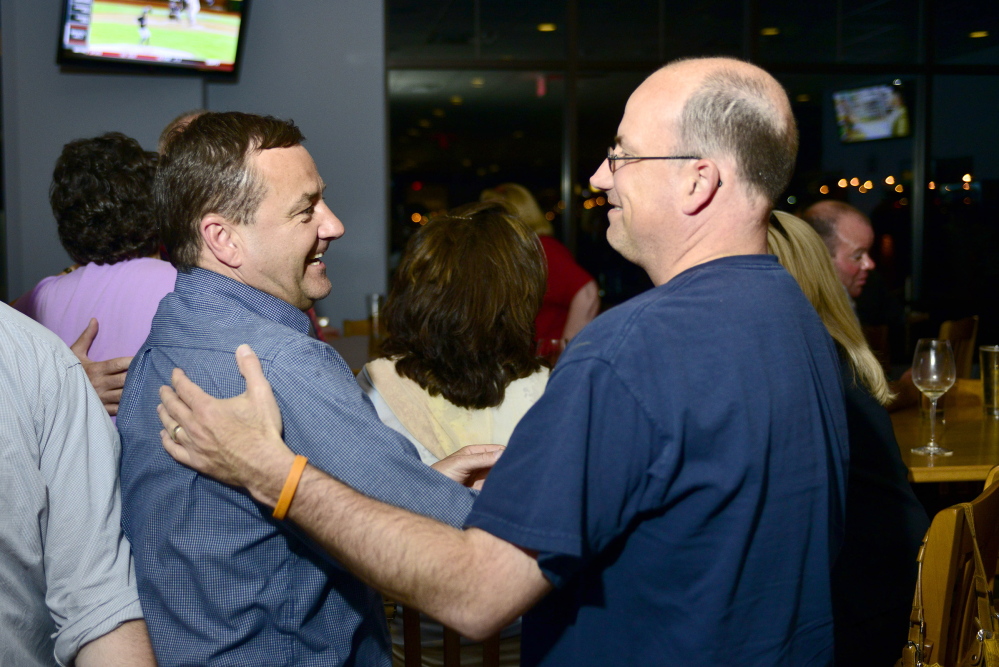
[675,64,798,206]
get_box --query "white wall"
[1,0,201,299]
[2,0,386,328]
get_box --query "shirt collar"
[178,267,314,336]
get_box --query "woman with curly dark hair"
[358,201,549,466]
[14,132,176,414]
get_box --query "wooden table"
[893,379,999,482]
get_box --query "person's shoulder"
[507,366,550,397]
[669,255,802,308]
[129,257,179,277]
[269,327,343,367]
[158,304,320,363]
[677,254,785,283]
[566,256,792,354]
[560,289,662,363]
[212,318,353,391]
[26,268,79,298]
[0,302,76,367]
[96,257,178,281]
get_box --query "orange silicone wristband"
[272,455,308,520]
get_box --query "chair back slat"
[442,626,461,667]
[401,605,506,667]
[482,635,501,667]
[939,315,979,379]
[343,318,371,337]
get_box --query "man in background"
[0,302,155,666]
[803,200,918,408]
[801,200,876,302]
[157,108,205,153]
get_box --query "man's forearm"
[75,619,156,667]
[278,464,551,640]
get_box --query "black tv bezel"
[56,0,251,80]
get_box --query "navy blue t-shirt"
[467,255,849,666]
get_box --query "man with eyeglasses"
[155,58,848,666]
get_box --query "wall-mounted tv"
[57,0,249,78]
[832,83,910,143]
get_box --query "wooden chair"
[902,466,999,666]
[400,606,502,667]
[985,465,999,491]
[343,318,371,337]
[939,316,979,379]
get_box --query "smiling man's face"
[236,145,344,310]
[588,67,692,276]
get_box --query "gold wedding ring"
[171,424,183,443]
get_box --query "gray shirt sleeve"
[43,360,144,665]
[0,306,143,666]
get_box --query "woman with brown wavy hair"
[356,201,547,666]
[481,183,599,341]
[358,200,549,464]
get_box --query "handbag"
[896,503,999,667]
[897,535,929,667]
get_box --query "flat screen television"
[57,0,249,78]
[832,83,910,143]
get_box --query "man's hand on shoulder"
[157,344,293,507]
[70,318,132,416]
[431,445,504,490]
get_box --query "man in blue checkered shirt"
[118,112,491,666]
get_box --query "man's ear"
[680,159,722,216]
[199,213,243,268]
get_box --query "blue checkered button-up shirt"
[119,268,476,666]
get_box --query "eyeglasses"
[606,149,701,174]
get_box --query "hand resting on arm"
[156,344,551,638]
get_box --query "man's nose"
[317,203,345,240]
[861,253,875,271]
[590,158,613,193]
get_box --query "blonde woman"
[768,211,929,667]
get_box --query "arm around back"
[157,344,552,638]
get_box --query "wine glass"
[910,338,957,456]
